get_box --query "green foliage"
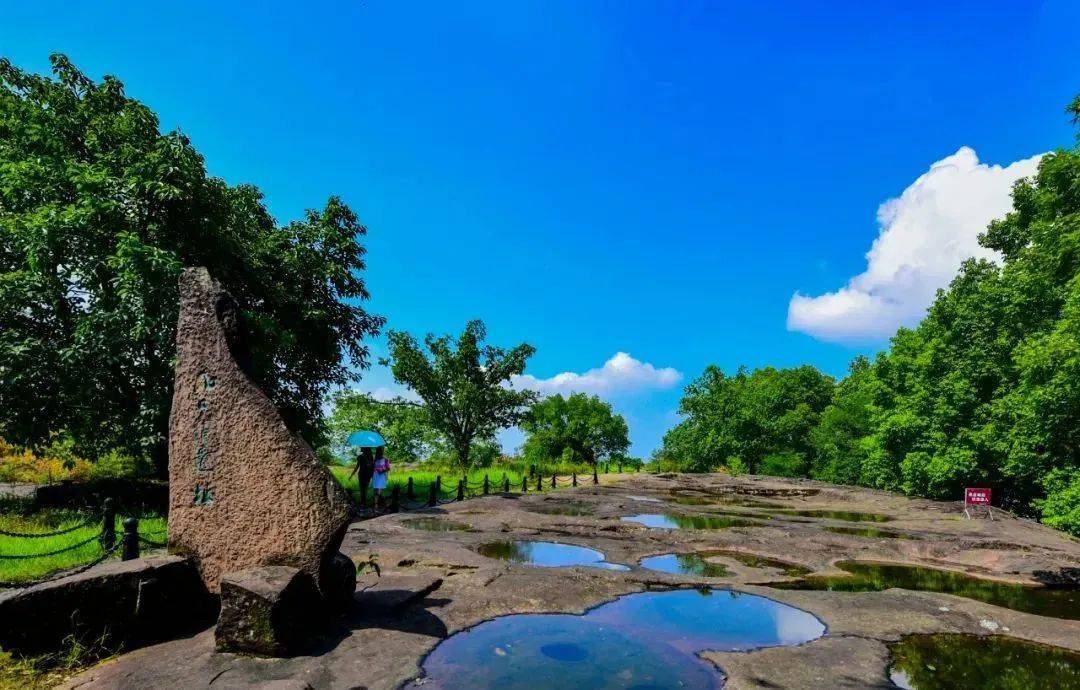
[758,451,807,478]
[384,320,536,471]
[658,365,833,473]
[521,393,630,467]
[324,392,438,464]
[660,93,1080,536]
[0,55,382,473]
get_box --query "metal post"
[391,486,400,512]
[100,498,116,551]
[572,472,577,487]
[483,475,490,495]
[407,477,415,501]
[122,517,139,561]
[457,478,465,501]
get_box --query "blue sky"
[4,1,1079,456]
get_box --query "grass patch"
[330,466,528,503]
[0,507,167,585]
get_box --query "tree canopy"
[659,93,1080,536]
[0,55,383,472]
[521,393,630,467]
[384,320,536,471]
[324,393,437,464]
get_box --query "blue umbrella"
[347,429,386,448]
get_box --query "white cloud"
[511,352,682,397]
[787,147,1043,343]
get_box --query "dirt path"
[63,473,1080,689]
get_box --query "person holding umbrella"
[347,430,386,507]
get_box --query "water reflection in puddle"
[402,518,471,531]
[418,589,826,690]
[626,495,663,503]
[529,504,594,516]
[639,553,731,577]
[823,525,917,539]
[768,509,892,522]
[770,561,1080,620]
[621,513,763,530]
[477,540,629,571]
[888,634,1080,689]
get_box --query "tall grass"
[330,465,528,502]
[0,509,167,585]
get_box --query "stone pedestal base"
[215,566,322,656]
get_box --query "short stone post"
[457,478,465,501]
[536,474,543,492]
[121,517,140,561]
[406,477,415,501]
[503,475,510,493]
[427,480,438,507]
[483,475,490,495]
[550,473,556,488]
[390,486,400,512]
[99,498,116,551]
[572,472,577,487]
[618,462,623,473]
[593,465,599,485]
[521,476,528,492]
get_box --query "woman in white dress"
[371,446,391,504]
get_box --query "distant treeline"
[658,95,1080,536]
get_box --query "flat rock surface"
[64,473,1080,689]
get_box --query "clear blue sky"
[4,1,1079,456]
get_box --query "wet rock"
[168,268,351,595]
[215,566,322,656]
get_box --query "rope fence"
[0,498,166,590]
[352,462,641,519]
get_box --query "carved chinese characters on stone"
[168,268,351,594]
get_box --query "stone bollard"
[503,475,510,493]
[572,472,577,487]
[427,481,438,507]
[406,477,415,501]
[593,466,599,485]
[121,517,140,561]
[99,498,116,551]
[551,474,556,488]
[483,475,490,495]
[521,476,528,493]
[457,479,465,501]
[536,474,543,492]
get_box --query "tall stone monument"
[168,267,352,599]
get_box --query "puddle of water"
[703,550,812,577]
[888,634,1080,689]
[477,540,629,571]
[667,490,781,509]
[823,525,917,539]
[639,553,732,577]
[768,509,892,523]
[770,561,1080,620]
[402,518,471,531]
[418,589,826,690]
[626,495,663,503]
[620,513,764,530]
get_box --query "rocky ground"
[62,473,1080,689]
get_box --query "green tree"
[659,365,834,474]
[324,393,438,464]
[521,393,630,468]
[384,320,536,472]
[0,55,383,474]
